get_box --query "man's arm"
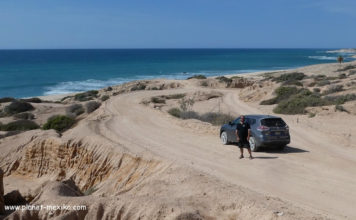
[236,129,240,142]
[247,129,251,141]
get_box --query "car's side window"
[233,118,240,125]
[248,118,256,125]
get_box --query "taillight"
[285,125,289,131]
[257,125,270,131]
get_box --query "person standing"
[236,115,253,159]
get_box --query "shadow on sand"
[252,156,278,159]
[264,145,309,154]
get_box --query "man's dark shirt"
[236,122,250,142]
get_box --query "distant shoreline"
[37,59,356,102]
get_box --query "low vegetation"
[4,101,34,115]
[272,72,306,83]
[200,81,209,87]
[260,85,356,114]
[13,112,35,120]
[74,90,99,101]
[168,108,234,126]
[85,101,101,113]
[322,85,343,95]
[335,105,349,113]
[260,86,299,105]
[187,75,207,80]
[130,83,146,91]
[0,97,16,103]
[66,104,85,117]
[20,97,42,103]
[168,108,181,118]
[316,80,330,86]
[101,95,110,101]
[151,97,166,104]
[0,120,39,131]
[215,76,232,85]
[43,115,75,132]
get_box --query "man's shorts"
[237,140,250,149]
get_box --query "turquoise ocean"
[0,49,354,98]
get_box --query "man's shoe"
[239,155,244,159]
[249,155,254,160]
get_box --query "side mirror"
[228,121,233,125]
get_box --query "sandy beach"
[1,60,356,219]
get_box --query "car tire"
[249,137,259,152]
[220,131,229,145]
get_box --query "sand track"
[93,88,356,219]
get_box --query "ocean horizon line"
[0,47,343,51]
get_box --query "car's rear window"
[261,118,286,127]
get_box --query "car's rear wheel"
[220,131,228,145]
[249,137,259,152]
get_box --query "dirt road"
[92,88,356,219]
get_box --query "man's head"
[240,115,245,123]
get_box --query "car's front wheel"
[220,131,228,145]
[249,137,259,152]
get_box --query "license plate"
[275,131,281,135]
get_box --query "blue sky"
[0,0,355,49]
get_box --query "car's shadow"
[263,145,309,154]
[253,156,279,159]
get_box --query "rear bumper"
[255,137,290,147]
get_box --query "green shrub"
[130,83,146,91]
[308,112,316,118]
[273,94,325,114]
[200,81,209,87]
[13,112,35,120]
[164,94,186,99]
[335,105,349,113]
[168,108,181,118]
[325,76,338,80]
[74,90,98,101]
[187,75,207,80]
[324,94,356,105]
[316,80,330,86]
[151,97,166,104]
[312,75,326,80]
[313,88,321,93]
[282,80,303,86]
[260,86,299,105]
[322,85,343,95]
[0,97,16,103]
[199,112,235,126]
[20,97,42,103]
[215,76,232,84]
[260,97,279,105]
[61,96,73,102]
[0,120,39,131]
[66,104,84,117]
[338,73,347,79]
[43,115,75,132]
[85,101,101,113]
[4,101,34,115]
[101,95,110,101]
[105,86,113,91]
[273,72,305,82]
